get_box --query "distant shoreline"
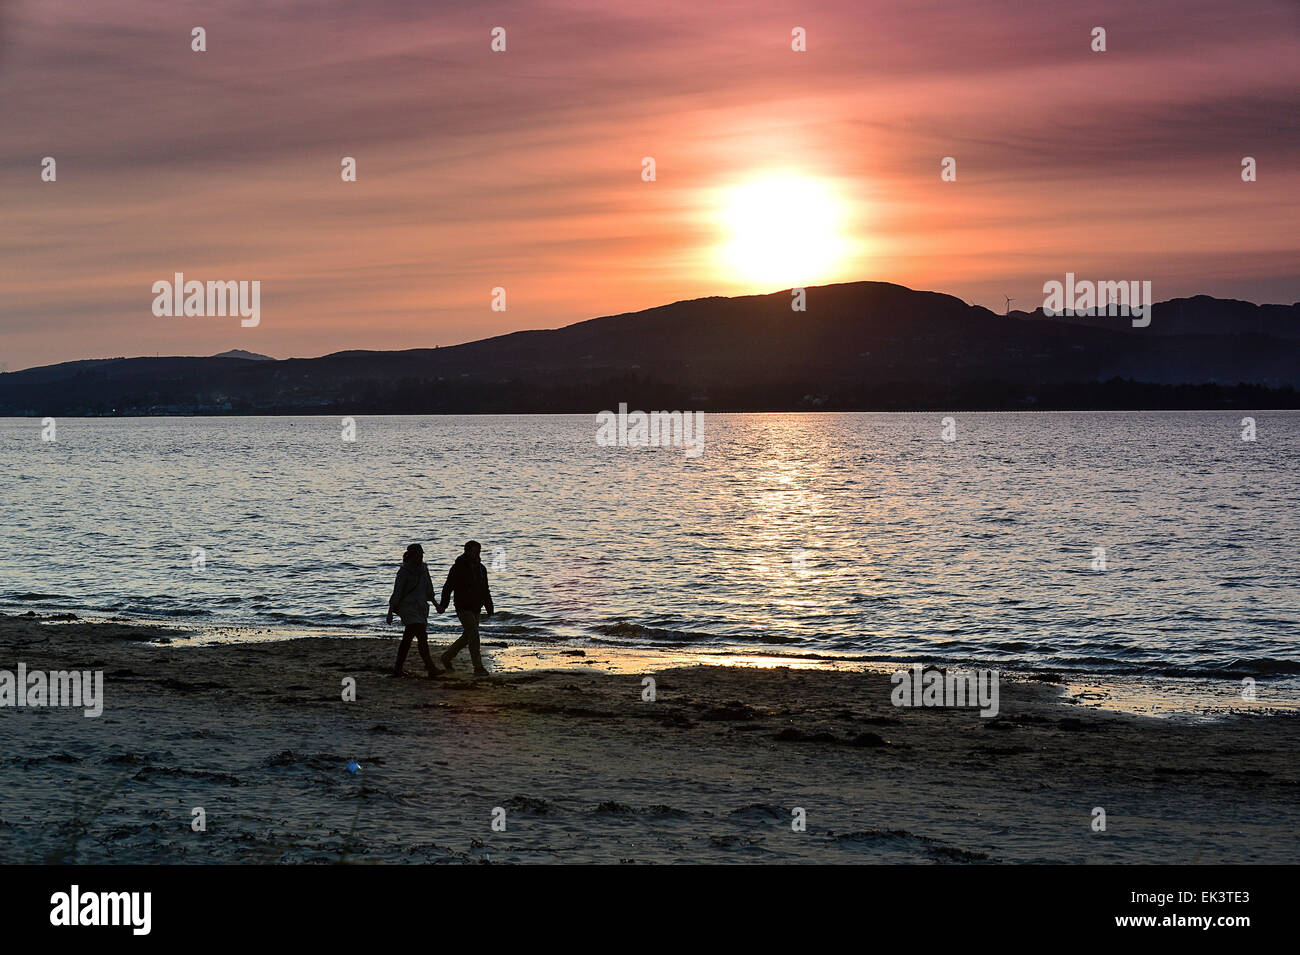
[5,401,1300,417]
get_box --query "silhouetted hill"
[1012,294,1300,339]
[2,282,1297,414]
[213,349,274,361]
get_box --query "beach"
[2,611,1297,864]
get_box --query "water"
[2,412,1297,687]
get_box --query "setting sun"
[717,174,850,288]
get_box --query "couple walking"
[387,540,494,678]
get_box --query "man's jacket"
[440,555,494,615]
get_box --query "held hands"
[386,610,393,625]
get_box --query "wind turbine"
[1003,295,1015,315]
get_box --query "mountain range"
[2,282,1297,414]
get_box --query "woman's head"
[403,543,424,564]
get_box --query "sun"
[717,174,850,288]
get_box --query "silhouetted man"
[437,540,495,676]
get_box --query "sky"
[1,0,1297,370]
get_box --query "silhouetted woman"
[387,543,440,678]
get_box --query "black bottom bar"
[3,864,1284,941]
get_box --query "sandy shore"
[2,612,1298,864]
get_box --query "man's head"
[404,543,424,563]
[464,540,481,559]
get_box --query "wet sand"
[2,612,1297,864]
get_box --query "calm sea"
[2,412,1297,684]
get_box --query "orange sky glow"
[2,0,1297,369]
